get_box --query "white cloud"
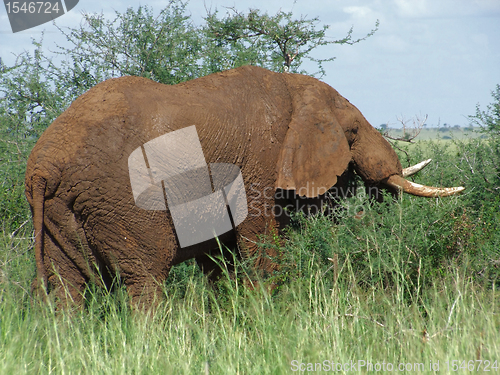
[394,0,430,18]
[393,0,500,18]
[343,6,373,18]
[469,0,500,14]
[375,34,408,52]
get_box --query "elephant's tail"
[31,175,48,291]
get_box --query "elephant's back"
[26,68,292,212]
[25,76,155,207]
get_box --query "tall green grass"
[2,99,499,373]
[1,211,499,375]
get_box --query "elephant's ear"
[275,81,351,198]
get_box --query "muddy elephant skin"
[25,65,405,307]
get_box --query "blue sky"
[1,0,500,127]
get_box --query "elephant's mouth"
[383,159,465,197]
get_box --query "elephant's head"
[275,73,464,199]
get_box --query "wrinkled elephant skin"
[24,66,431,307]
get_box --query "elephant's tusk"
[402,159,432,177]
[384,174,465,197]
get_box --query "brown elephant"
[25,65,463,307]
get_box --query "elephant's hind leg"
[39,198,97,309]
[42,230,88,309]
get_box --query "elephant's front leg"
[236,188,285,278]
[193,231,240,283]
[117,242,174,309]
[123,273,166,308]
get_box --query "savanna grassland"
[2,100,500,374]
[1,3,500,374]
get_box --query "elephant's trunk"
[384,174,465,197]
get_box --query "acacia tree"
[1,1,379,129]
[204,7,379,76]
[55,3,202,87]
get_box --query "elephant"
[25,65,464,308]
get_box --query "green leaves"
[470,84,500,136]
[55,3,202,86]
[204,7,379,76]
